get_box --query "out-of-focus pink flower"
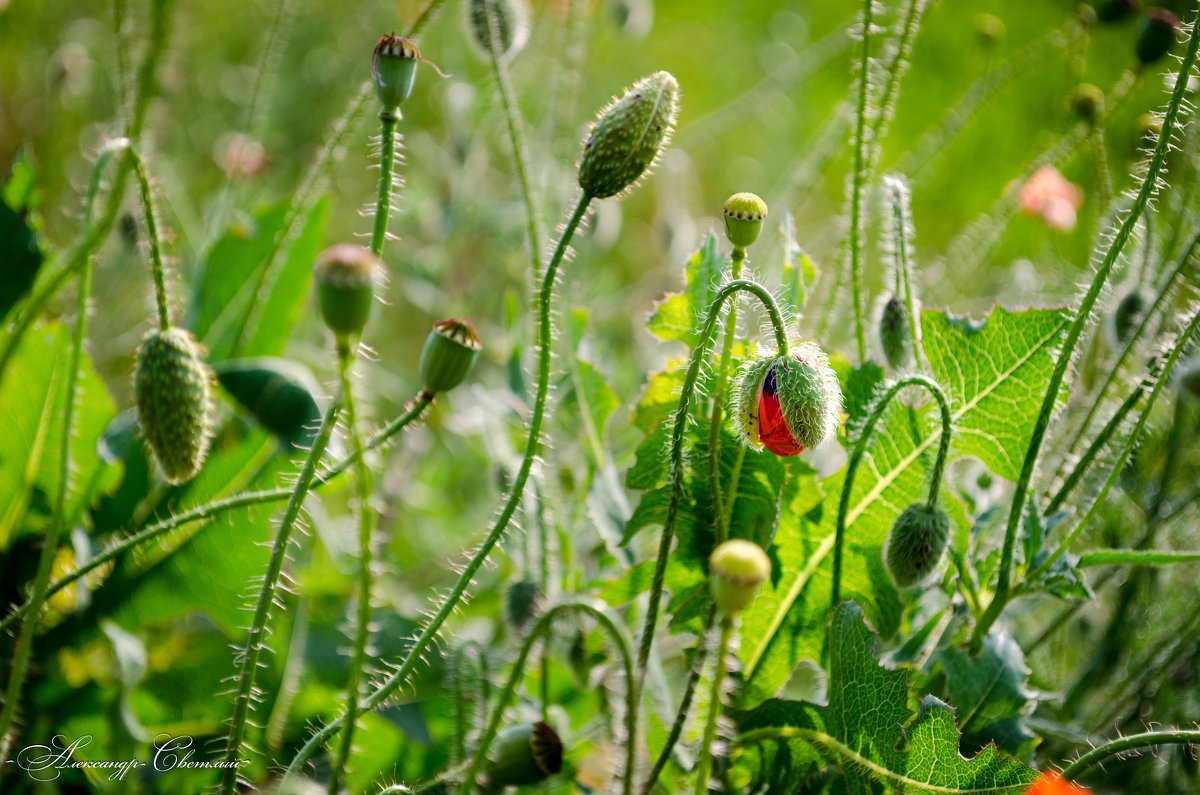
[220,134,265,178]
[1017,165,1083,232]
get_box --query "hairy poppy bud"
[709,539,771,616]
[1135,9,1182,65]
[884,503,951,588]
[877,294,912,370]
[482,721,564,792]
[419,318,482,394]
[1069,83,1104,123]
[723,192,768,251]
[1096,0,1140,23]
[504,577,541,631]
[733,342,842,457]
[578,71,678,199]
[1110,287,1147,344]
[313,244,382,349]
[133,328,215,485]
[465,0,530,61]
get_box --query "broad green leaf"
[733,602,1037,794]
[646,232,723,346]
[214,357,323,448]
[939,633,1037,756]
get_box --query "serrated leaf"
[646,232,723,346]
[939,633,1037,755]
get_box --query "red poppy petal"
[1027,772,1092,795]
[758,390,804,456]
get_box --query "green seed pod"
[709,539,771,616]
[884,503,951,589]
[1110,287,1147,345]
[133,328,215,485]
[465,0,530,62]
[481,721,564,792]
[504,577,541,631]
[419,318,482,394]
[372,34,422,109]
[732,342,843,456]
[578,71,678,200]
[1096,0,1140,23]
[313,244,382,346]
[1135,9,1181,65]
[723,192,768,251]
[877,294,912,370]
[1069,83,1104,123]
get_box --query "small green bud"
[723,192,768,251]
[1110,287,1147,344]
[709,539,771,616]
[1135,9,1182,65]
[1069,83,1104,123]
[1096,0,1140,23]
[733,343,843,456]
[465,0,530,62]
[419,318,482,394]
[877,294,912,370]
[313,244,382,346]
[482,721,564,792]
[578,71,678,200]
[133,328,215,485]
[884,503,950,588]
[973,13,1006,49]
[504,577,541,631]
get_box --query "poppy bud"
[723,192,768,251]
[884,503,950,588]
[974,13,1006,50]
[1110,287,1147,344]
[465,0,530,62]
[732,342,842,457]
[1096,0,1140,23]
[578,71,678,199]
[877,294,912,370]
[1135,9,1182,65]
[313,244,383,348]
[481,721,564,792]
[419,318,482,394]
[1069,83,1104,123]
[709,539,771,616]
[504,577,541,631]
[133,328,215,485]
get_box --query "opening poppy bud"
[313,244,382,348]
[1069,83,1104,123]
[1135,9,1181,64]
[133,328,215,485]
[481,721,564,792]
[372,34,422,109]
[884,503,951,588]
[419,318,482,394]
[1109,287,1146,345]
[877,294,912,370]
[1095,0,1140,23]
[578,71,678,199]
[723,192,768,251]
[709,539,771,616]
[733,342,842,457]
[465,0,530,62]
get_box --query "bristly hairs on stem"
[881,174,922,369]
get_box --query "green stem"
[281,195,593,784]
[693,617,733,795]
[1060,730,1200,782]
[972,22,1199,652]
[328,352,375,795]
[370,109,399,259]
[832,375,951,611]
[1046,383,1144,514]
[634,279,789,698]
[886,176,922,368]
[0,257,92,767]
[458,601,636,795]
[707,248,745,544]
[219,391,344,794]
[0,394,432,635]
[845,0,875,362]
[130,152,170,329]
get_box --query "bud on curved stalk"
[465,0,530,62]
[419,318,482,395]
[481,721,564,793]
[133,328,216,485]
[1135,9,1182,64]
[504,577,541,631]
[1110,287,1147,345]
[709,539,771,616]
[973,12,1006,50]
[1096,0,1140,23]
[578,70,678,199]
[313,244,383,351]
[372,33,446,111]
[876,294,912,370]
[732,342,842,456]
[884,503,951,588]
[723,192,768,252]
[1069,83,1104,123]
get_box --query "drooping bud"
[732,342,842,457]
[1110,287,1147,345]
[723,192,768,251]
[481,722,564,793]
[465,0,530,62]
[578,71,678,199]
[419,318,482,394]
[709,539,771,616]
[1135,9,1182,65]
[884,503,951,588]
[133,328,215,485]
[312,244,382,350]
[372,34,446,110]
[504,577,541,631]
[1069,83,1104,123]
[877,294,912,370]
[1096,0,1140,23]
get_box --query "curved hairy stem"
[1060,730,1200,783]
[972,21,1200,651]
[634,279,790,697]
[281,194,592,783]
[218,392,344,793]
[692,617,734,795]
[130,152,170,329]
[458,601,636,795]
[831,375,951,611]
[706,249,746,543]
[370,108,400,258]
[451,640,490,766]
[886,176,922,367]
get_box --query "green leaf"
[0,149,44,320]
[646,232,723,346]
[214,357,323,448]
[938,633,1037,756]
[733,603,1038,794]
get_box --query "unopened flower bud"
[1110,287,1147,345]
[419,318,482,394]
[1135,9,1181,65]
[1096,0,1140,23]
[884,503,950,588]
[877,294,912,370]
[482,722,564,793]
[134,328,215,485]
[313,244,382,347]
[709,539,771,616]
[723,192,768,251]
[1069,83,1104,123]
[578,71,678,199]
[465,0,530,61]
[733,342,842,456]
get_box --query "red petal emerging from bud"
[757,365,804,456]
